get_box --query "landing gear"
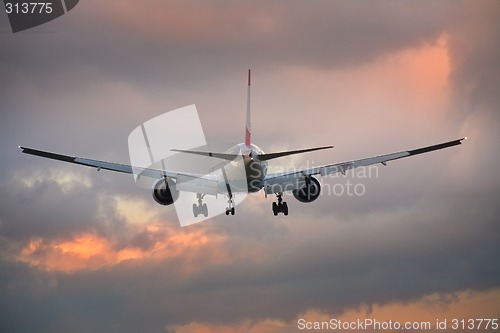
[221,166,235,216]
[225,197,235,216]
[192,194,208,217]
[272,193,288,216]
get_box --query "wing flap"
[264,175,305,195]
[175,174,220,196]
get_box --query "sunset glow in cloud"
[1,1,499,333]
[18,224,227,273]
[168,289,500,333]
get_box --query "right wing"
[19,146,224,196]
[263,138,466,194]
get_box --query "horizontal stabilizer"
[258,145,334,161]
[172,145,334,162]
[171,149,241,161]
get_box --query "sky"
[1,1,499,332]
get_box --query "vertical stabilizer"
[245,69,251,147]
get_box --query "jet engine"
[152,178,179,206]
[292,176,321,203]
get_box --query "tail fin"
[245,69,251,147]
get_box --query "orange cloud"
[170,319,290,333]
[298,288,500,333]
[267,34,453,148]
[168,288,500,333]
[18,223,227,274]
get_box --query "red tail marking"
[245,128,251,147]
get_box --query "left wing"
[20,146,168,178]
[19,146,225,196]
[263,138,466,195]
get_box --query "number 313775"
[5,3,53,14]
[451,319,499,330]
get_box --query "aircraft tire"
[193,203,198,217]
[272,202,278,216]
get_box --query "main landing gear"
[272,193,288,216]
[193,193,208,217]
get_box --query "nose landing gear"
[225,196,235,215]
[193,193,208,217]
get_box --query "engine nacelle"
[152,178,179,206]
[292,176,321,203]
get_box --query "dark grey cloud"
[0,187,498,333]
[1,1,500,332]
[0,1,460,92]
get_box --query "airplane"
[20,70,466,218]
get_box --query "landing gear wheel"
[193,203,199,217]
[225,195,235,216]
[272,193,289,216]
[202,203,208,217]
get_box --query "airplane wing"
[19,146,224,196]
[262,138,466,195]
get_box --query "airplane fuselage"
[226,143,268,193]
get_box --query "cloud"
[5,180,496,331]
[18,169,93,194]
[17,223,227,274]
[1,1,499,332]
[166,288,500,333]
